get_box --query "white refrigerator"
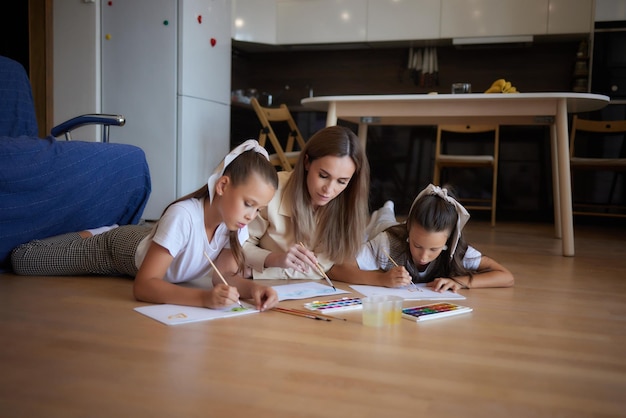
[101,0,231,220]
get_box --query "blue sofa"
[0,55,151,270]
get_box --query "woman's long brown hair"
[283,126,370,263]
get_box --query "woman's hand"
[265,243,318,273]
[382,266,412,288]
[250,284,279,311]
[202,283,241,309]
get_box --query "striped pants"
[11,225,152,276]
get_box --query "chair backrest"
[434,124,500,225]
[568,115,626,217]
[435,124,500,159]
[569,115,626,160]
[250,97,306,171]
[0,55,38,137]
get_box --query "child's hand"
[250,284,279,311]
[384,266,412,288]
[428,278,463,293]
[203,283,241,308]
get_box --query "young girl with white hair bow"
[338,184,514,292]
[12,140,280,310]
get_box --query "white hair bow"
[410,184,470,258]
[207,139,269,202]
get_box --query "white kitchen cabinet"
[232,0,277,43]
[232,0,594,46]
[595,0,626,21]
[366,0,440,41]
[440,0,548,38]
[276,0,367,44]
[548,0,593,34]
[102,0,231,220]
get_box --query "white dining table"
[301,92,611,257]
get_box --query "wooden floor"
[0,220,625,418]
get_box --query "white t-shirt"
[135,197,248,283]
[356,231,481,280]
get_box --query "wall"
[0,3,29,69]
[233,40,582,106]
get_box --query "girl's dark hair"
[386,189,473,283]
[284,126,370,263]
[164,149,278,274]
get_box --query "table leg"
[556,99,574,256]
[325,102,337,127]
[357,122,368,147]
[550,123,562,239]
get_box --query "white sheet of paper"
[272,281,350,301]
[349,283,466,300]
[134,302,258,325]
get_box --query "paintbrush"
[285,307,346,321]
[272,306,331,321]
[203,251,245,308]
[299,242,336,291]
[381,248,421,292]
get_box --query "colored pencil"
[203,251,245,308]
[299,242,336,291]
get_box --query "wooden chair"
[569,115,626,218]
[250,97,306,171]
[433,124,500,226]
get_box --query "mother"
[241,125,370,280]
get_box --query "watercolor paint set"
[304,297,363,313]
[402,302,472,322]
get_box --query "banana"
[491,78,506,89]
[485,78,507,93]
[484,79,519,93]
